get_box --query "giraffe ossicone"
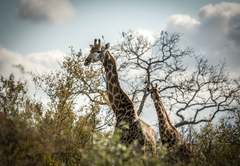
[84,39,156,156]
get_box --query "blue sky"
[1,0,239,55]
[0,0,240,127]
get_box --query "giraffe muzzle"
[84,58,91,66]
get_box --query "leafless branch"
[111,30,240,128]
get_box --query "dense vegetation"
[0,32,239,165]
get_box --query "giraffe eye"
[97,51,101,53]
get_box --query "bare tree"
[111,30,240,128]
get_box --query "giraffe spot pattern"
[85,45,157,155]
[108,82,113,92]
[114,99,120,108]
[120,102,126,108]
[113,86,119,94]
[115,94,121,100]
[107,72,112,80]
[108,93,113,103]
[101,51,156,156]
[108,64,112,70]
[105,68,109,73]
[166,130,171,137]
[107,59,113,64]
[160,119,164,124]
[111,76,118,84]
[158,113,163,119]
[126,105,133,110]
[150,84,206,164]
[112,68,117,75]
[112,104,116,111]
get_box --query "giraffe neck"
[153,94,181,146]
[102,51,138,125]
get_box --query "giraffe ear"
[105,43,110,49]
[90,44,94,48]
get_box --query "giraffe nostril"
[86,58,91,62]
[84,58,91,66]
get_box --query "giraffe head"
[148,83,160,101]
[84,39,110,66]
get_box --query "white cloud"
[167,14,200,31]
[82,47,90,56]
[198,2,240,42]
[0,45,64,77]
[0,45,65,96]
[165,2,240,78]
[137,28,155,43]
[15,0,76,24]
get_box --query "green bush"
[0,48,239,165]
[195,108,240,166]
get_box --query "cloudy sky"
[0,0,239,126]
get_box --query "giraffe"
[84,39,156,156]
[148,83,205,163]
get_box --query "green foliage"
[0,74,27,116]
[195,108,240,165]
[79,132,168,166]
[0,48,110,165]
[0,46,239,165]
